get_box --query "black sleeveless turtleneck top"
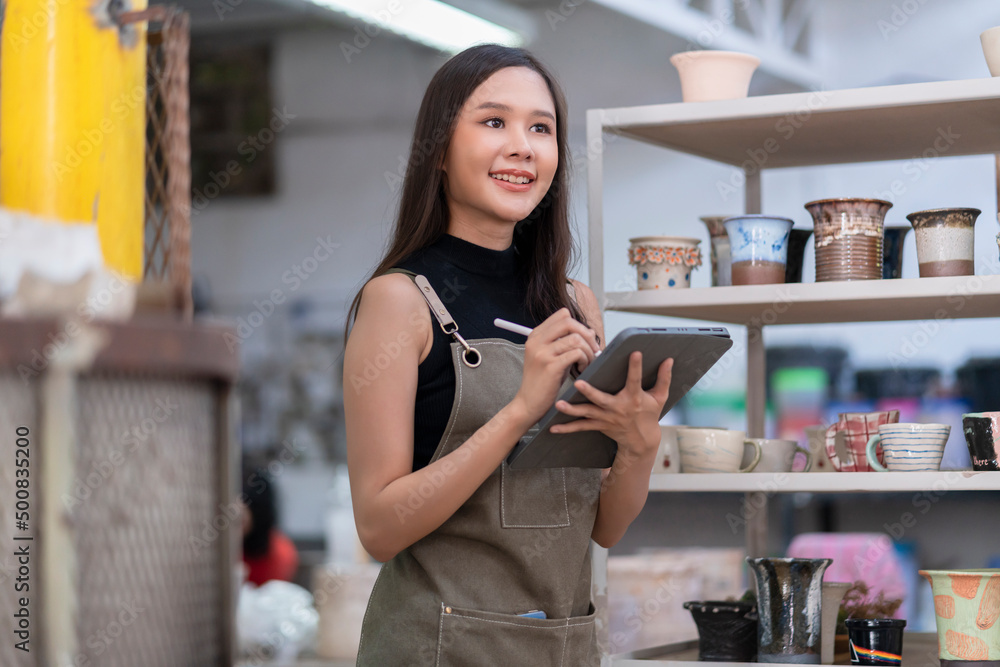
[394,234,545,472]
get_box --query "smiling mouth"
[489,173,533,185]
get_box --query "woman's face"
[441,66,558,230]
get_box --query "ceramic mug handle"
[740,439,762,472]
[825,422,844,471]
[866,434,888,472]
[794,443,813,472]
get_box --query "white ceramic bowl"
[981,26,1000,76]
[669,50,760,103]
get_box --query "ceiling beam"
[589,0,822,90]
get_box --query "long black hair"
[345,44,584,338]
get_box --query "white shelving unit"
[586,77,1000,667]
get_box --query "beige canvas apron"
[355,270,603,666]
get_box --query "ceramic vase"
[701,216,732,286]
[845,618,907,665]
[670,50,760,103]
[821,582,852,664]
[963,412,1000,471]
[882,226,911,279]
[982,26,1000,76]
[919,569,1000,667]
[906,208,980,277]
[724,215,794,285]
[628,236,702,290]
[806,198,891,282]
[785,229,814,283]
[748,557,832,663]
[684,600,759,662]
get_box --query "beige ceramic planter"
[670,50,760,103]
[982,26,1000,76]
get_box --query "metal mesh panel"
[73,376,220,667]
[0,373,38,667]
[137,6,193,319]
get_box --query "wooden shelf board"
[649,470,1000,493]
[604,274,1000,325]
[594,78,1000,168]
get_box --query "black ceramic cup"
[784,229,813,283]
[845,618,906,665]
[962,413,1000,470]
[683,600,758,662]
[882,226,910,279]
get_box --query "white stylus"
[493,318,601,355]
[493,318,533,337]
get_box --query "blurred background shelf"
[649,471,1000,493]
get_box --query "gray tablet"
[506,326,733,470]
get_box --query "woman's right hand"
[511,308,601,425]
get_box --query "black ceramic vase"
[784,229,813,283]
[882,226,910,279]
[748,557,831,664]
[845,618,906,665]
[683,600,758,662]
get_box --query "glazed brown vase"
[805,198,891,281]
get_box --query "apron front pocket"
[435,602,598,667]
[500,462,570,528]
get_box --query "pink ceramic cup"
[825,411,900,472]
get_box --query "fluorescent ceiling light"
[313,0,524,53]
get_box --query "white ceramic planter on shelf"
[628,236,702,290]
[670,50,760,102]
[982,26,1000,76]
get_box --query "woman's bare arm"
[344,274,537,562]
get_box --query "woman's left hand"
[550,352,674,455]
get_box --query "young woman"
[343,44,674,665]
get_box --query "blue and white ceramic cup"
[723,215,794,285]
[865,423,951,472]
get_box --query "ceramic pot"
[963,412,1000,471]
[805,425,839,473]
[701,216,732,286]
[805,198,891,282]
[748,557,832,663]
[882,226,911,279]
[677,428,762,473]
[906,208,980,277]
[744,438,813,473]
[845,618,906,665]
[724,215,794,285]
[865,423,950,472]
[918,569,1000,667]
[982,26,1000,76]
[684,600,759,662]
[653,425,682,474]
[785,229,813,283]
[825,411,900,472]
[628,236,702,290]
[670,50,761,103]
[821,582,852,664]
